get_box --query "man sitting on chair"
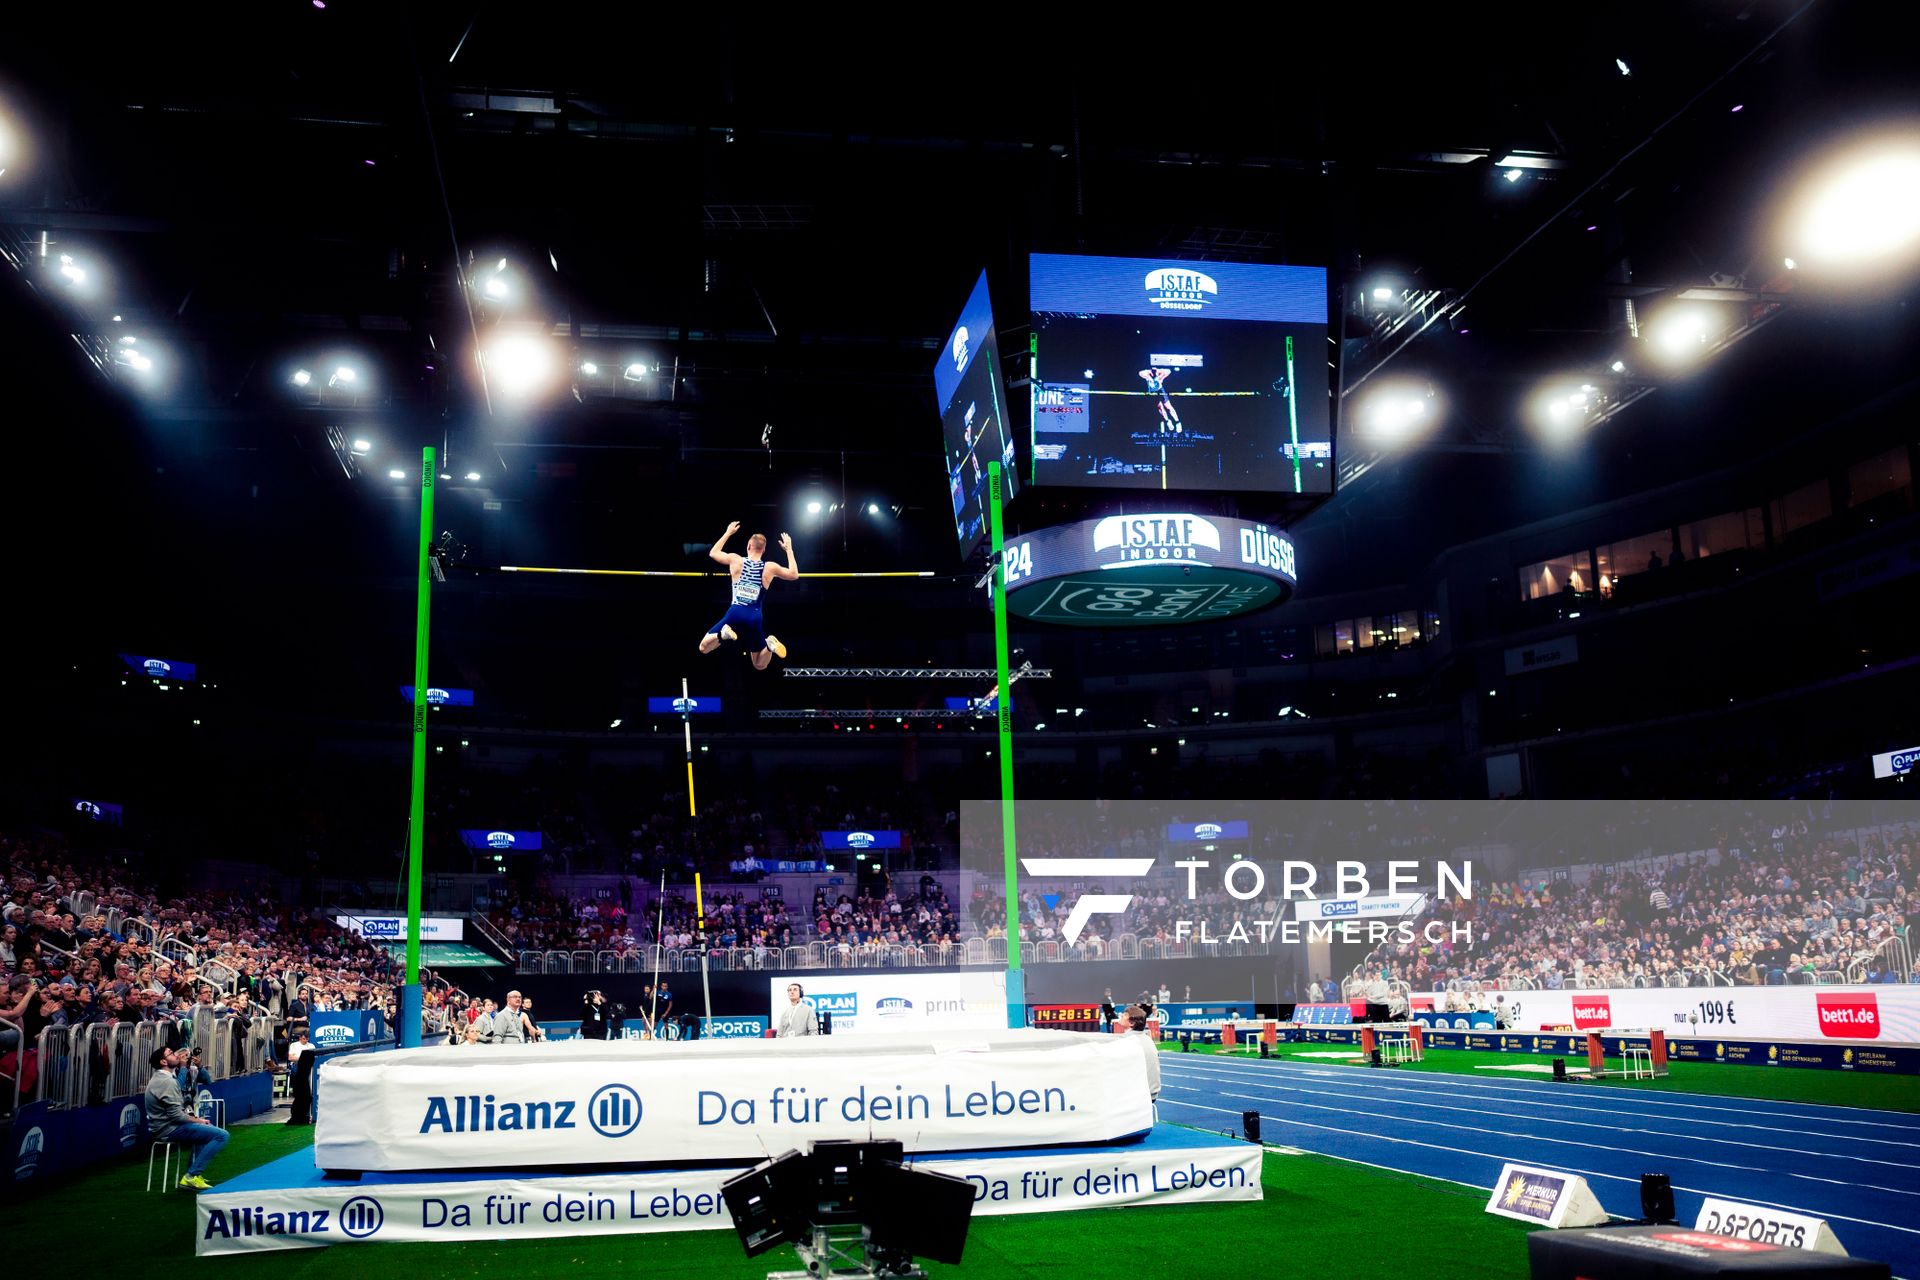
[146,1046,228,1190]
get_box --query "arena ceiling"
[3,2,1916,720]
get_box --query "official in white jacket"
[777,983,817,1037]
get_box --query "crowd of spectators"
[1365,816,1916,990]
[0,827,451,1115]
[812,876,960,957]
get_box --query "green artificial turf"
[13,1122,1536,1279]
[1162,1041,1920,1112]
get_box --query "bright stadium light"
[868,502,882,516]
[350,438,372,454]
[1648,305,1718,363]
[806,500,823,515]
[1790,136,1920,270]
[1615,58,1631,76]
[1372,285,1393,300]
[330,365,357,386]
[483,332,560,400]
[579,361,598,376]
[1503,167,1523,183]
[465,470,481,482]
[57,253,86,286]
[1610,360,1627,373]
[1358,381,1439,447]
[389,468,406,480]
[484,275,509,299]
[623,362,649,381]
[290,368,312,387]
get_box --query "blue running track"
[1157,1053,1920,1276]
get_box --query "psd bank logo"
[874,997,914,1019]
[846,832,878,850]
[486,831,517,849]
[1570,997,1612,1030]
[1144,267,1218,312]
[339,1196,384,1239]
[1020,856,1157,945]
[588,1083,643,1138]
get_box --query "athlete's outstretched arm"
[767,532,799,581]
[709,520,743,565]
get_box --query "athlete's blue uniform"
[708,557,770,652]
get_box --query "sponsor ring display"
[1000,514,1298,626]
[313,1030,1153,1172]
[199,1124,1259,1256]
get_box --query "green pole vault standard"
[402,446,435,1047]
[1285,334,1303,494]
[988,461,1023,1026]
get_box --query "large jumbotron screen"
[935,270,1017,557]
[1029,253,1331,493]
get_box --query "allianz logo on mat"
[416,1084,642,1139]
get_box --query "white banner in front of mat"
[1426,984,1920,1042]
[196,1141,1262,1255]
[315,1032,1151,1170]
[766,971,1009,1035]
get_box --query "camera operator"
[580,989,612,1040]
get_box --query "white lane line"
[1155,1078,1920,1199]
[1169,1053,1920,1132]
[1162,1059,1920,1155]
[1153,1094,1920,1254]
[1251,1054,1920,1126]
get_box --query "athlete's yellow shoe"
[765,635,788,660]
[179,1174,212,1191]
[721,624,738,642]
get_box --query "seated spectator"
[145,1045,228,1190]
